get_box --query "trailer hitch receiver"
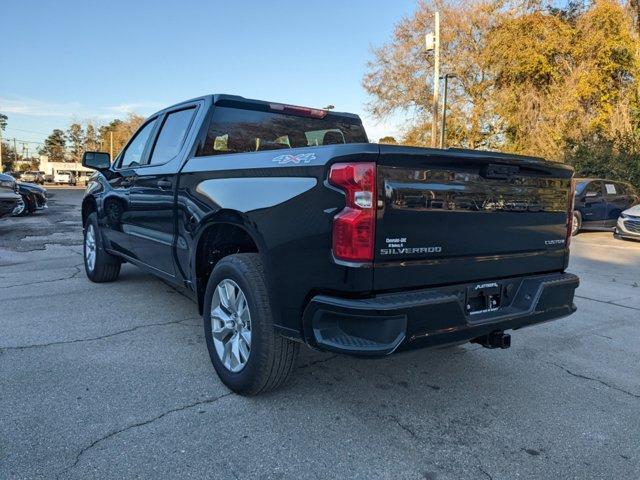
[471,331,511,349]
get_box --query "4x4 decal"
[272,153,316,165]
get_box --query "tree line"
[364,0,640,187]
[0,113,144,172]
[38,114,145,164]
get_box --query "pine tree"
[41,129,67,162]
[84,122,100,151]
[67,123,85,163]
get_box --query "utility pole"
[439,74,455,149]
[109,131,113,159]
[0,129,3,172]
[426,12,440,148]
[13,138,18,165]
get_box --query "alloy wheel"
[85,225,96,271]
[572,213,579,236]
[210,279,252,372]
[12,200,25,216]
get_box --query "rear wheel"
[203,253,299,395]
[571,211,581,236]
[84,213,121,282]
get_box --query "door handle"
[157,179,172,189]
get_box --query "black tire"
[203,253,299,395]
[83,213,121,282]
[571,211,581,236]
[24,195,36,215]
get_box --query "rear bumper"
[302,272,579,356]
[0,194,21,217]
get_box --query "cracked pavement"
[1,189,639,479]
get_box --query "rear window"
[197,107,368,156]
[617,183,636,195]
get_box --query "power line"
[0,137,44,145]
[4,127,51,136]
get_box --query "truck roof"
[153,94,362,122]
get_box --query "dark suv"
[572,178,638,235]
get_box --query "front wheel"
[571,211,581,236]
[84,213,121,282]
[203,253,299,395]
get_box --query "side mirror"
[82,151,111,171]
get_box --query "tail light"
[566,178,576,247]
[329,162,376,262]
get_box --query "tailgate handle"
[483,164,519,179]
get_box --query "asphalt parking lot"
[1,188,639,480]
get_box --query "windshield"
[197,106,368,156]
[575,181,589,195]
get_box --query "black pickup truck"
[81,94,579,395]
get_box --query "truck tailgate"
[374,146,573,291]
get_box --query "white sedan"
[615,205,640,241]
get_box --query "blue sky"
[1,0,418,148]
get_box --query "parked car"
[614,205,640,241]
[80,94,579,395]
[572,178,638,235]
[12,181,47,216]
[0,173,22,218]
[19,171,45,185]
[53,170,77,185]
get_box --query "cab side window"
[584,181,602,197]
[148,108,196,165]
[119,119,157,168]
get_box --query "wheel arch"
[82,196,98,227]
[192,211,268,315]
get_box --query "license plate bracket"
[466,282,502,315]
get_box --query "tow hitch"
[471,331,511,349]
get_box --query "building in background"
[39,155,93,183]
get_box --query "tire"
[83,213,121,282]
[571,211,581,236]
[23,195,35,216]
[203,253,299,395]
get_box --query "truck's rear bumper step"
[302,272,579,356]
